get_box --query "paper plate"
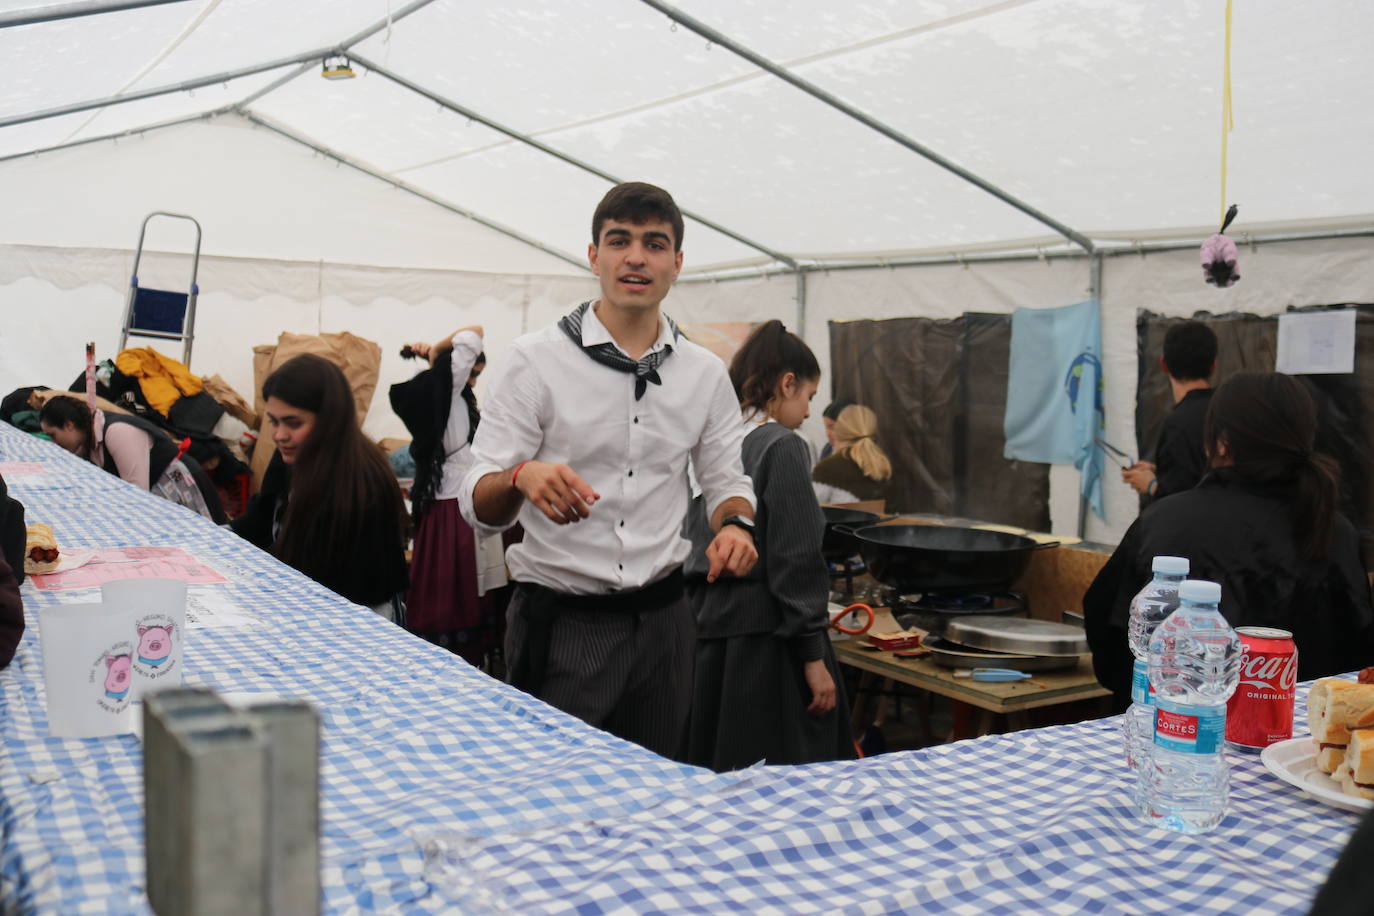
[1260,736,1373,813]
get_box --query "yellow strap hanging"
[1220,0,1235,225]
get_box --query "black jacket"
[1084,468,1374,710]
[231,454,408,608]
[0,474,24,669]
[1150,387,1212,501]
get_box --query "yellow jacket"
[114,347,203,415]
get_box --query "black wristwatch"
[720,515,755,536]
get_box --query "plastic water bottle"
[1122,556,1189,774]
[1142,579,1241,833]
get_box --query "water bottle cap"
[1151,556,1189,575]
[1179,579,1221,604]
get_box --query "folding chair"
[119,211,203,366]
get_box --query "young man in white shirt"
[460,182,758,758]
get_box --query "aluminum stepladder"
[118,211,203,366]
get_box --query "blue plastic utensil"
[956,667,1032,682]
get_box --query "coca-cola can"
[1226,626,1297,752]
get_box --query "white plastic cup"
[102,577,187,695]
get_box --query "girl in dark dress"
[231,354,409,617]
[1085,371,1374,710]
[684,320,855,770]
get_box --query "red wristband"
[511,461,530,489]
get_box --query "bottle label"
[1153,701,1226,754]
[1130,659,1155,707]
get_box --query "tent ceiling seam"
[236,109,593,274]
[55,0,225,145]
[350,51,799,270]
[637,0,1094,254]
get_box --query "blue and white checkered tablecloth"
[0,422,1366,914]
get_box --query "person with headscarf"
[1085,371,1374,711]
[811,404,893,505]
[390,327,507,662]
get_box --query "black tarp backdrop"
[1135,306,1372,564]
[829,316,1050,531]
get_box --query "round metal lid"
[942,616,1089,657]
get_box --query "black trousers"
[505,574,693,760]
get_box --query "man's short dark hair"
[823,399,856,421]
[1162,321,1217,381]
[592,182,684,252]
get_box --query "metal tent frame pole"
[0,0,193,29]
[349,51,798,271]
[678,226,1374,283]
[0,50,331,130]
[0,111,213,165]
[637,0,1095,255]
[0,0,440,130]
[238,112,592,274]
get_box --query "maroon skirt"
[406,499,490,634]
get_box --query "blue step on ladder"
[119,211,203,366]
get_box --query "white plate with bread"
[1260,737,1372,813]
[1261,677,1374,813]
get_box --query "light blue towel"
[1003,300,1105,519]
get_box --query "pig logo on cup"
[89,640,134,713]
[104,654,132,700]
[132,616,178,680]
[137,623,174,667]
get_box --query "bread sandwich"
[23,522,60,575]
[1307,677,1374,774]
[1336,728,1374,801]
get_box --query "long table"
[0,421,1365,914]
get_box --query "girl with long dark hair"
[39,396,225,522]
[390,327,507,662]
[231,354,409,616]
[1085,371,1374,710]
[683,320,854,770]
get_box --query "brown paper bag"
[251,331,381,425]
[29,388,133,418]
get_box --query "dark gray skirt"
[687,632,855,772]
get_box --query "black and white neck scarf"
[558,301,681,400]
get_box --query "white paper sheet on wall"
[1275,309,1356,374]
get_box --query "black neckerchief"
[557,301,680,400]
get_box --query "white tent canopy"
[3,0,1373,543]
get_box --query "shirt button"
[628,470,634,477]
[633,417,639,424]
[618,563,624,570]
[619,520,625,527]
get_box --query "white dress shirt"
[459,304,755,595]
[435,329,485,501]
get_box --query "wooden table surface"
[832,636,1110,714]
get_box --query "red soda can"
[1225,626,1297,752]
